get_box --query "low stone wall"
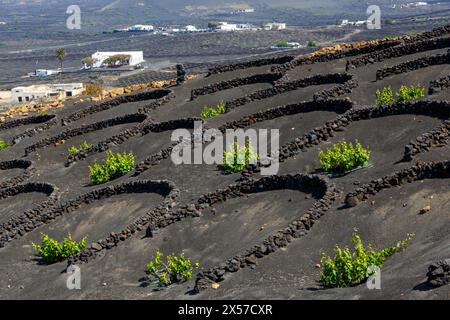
[427,259,450,288]
[133,145,177,176]
[12,117,58,144]
[190,73,283,100]
[0,182,59,248]
[403,24,450,43]
[347,37,450,70]
[0,114,55,131]
[207,56,294,76]
[25,113,147,156]
[313,79,358,101]
[344,160,450,207]
[272,40,400,75]
[65,180,179,264]
[188,174,338,292]
[65,117,200,166]
[404,120,450,161]
[142,117,201,134]
[239,101,450,179]
[376,51,450,80]
[61,89,172,126]
[219,99,353,131]
[429,75,450,95]
[0,160,33,190]
[225,73,354,112]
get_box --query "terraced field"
[1,24,450,300]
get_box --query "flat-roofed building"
[91,51,144,68]
[11,83,83,103]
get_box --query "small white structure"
[185,25,197,32]
[0,22,6,25]
[232,8,255,14]
[340,19,356,26]
[340,19,366,27]
[263,23,286,31]
[91,51,144,68]
[33,69,60,77]
[214,22,238,31]
[128,24,154,32]
[236,23,254,30]
[271,42,302,49]
[11,83,83,103]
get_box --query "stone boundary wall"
[65,118,200,166]
[0,182,59,248]
[63,180,179,264]
[429,75,450,95]
[344,160,450,207]
[239,101,450,179]
[61,89,172,126]
[12,117,58,144]
[347,36,450,70]
[376,51,450,80]
[188,174,338,292]
[0,160,33,190]
[225,73,354,112]
[0,114,55,131]
[219,99,353,131]
[25,113,147,156]
[272,41,401,75]
[207,56,294,76]
[190,73,283,100]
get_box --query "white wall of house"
[11,83,84,103]
[264,23,286,30]
[91,51,144,68]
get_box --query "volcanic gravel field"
[1,24,450,300]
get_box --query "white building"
[236,23,254,30]
[91,51,144,68]
[214,22,238,31]
[33,69,61,77]
[263,23,286,31]
[271,42,302,49]
[340,19,366,27]
[340,20,355,26]
[128,24,154,32]
[11,83,84,103]
[185,25,198,32]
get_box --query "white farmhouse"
[185,25,198,32]
[91,51,144,68]
[263,23,286,31]
[215,22,238,31]
[128,24,154,32]
[11,83,83,103]
[33,69,61,77]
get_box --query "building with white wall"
[128,24,154,32]
[185,25,198,32]
[91,51,144,68]
[11,83,83,103]
[263,23,286,31]
[33,69,61,77]
[214,22,238,31]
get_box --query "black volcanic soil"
[0,28,450,300]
